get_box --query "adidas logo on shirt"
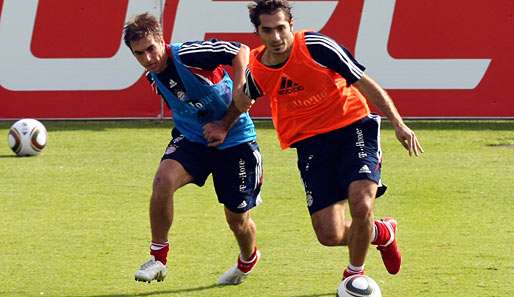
[278,76,304,95]
[358,165,371,174]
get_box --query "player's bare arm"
[203,44,253,147]
[231,44,250,97]
[203,103,242,147]
[353,74,424,156]
[232,46,256,113]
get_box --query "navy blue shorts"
[293,114,387,214]
[161,128,263,213]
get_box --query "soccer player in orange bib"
[240,0,423,290]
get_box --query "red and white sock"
[150,241,169,265]
[343,264,365,279]
[371,219,392,246]
[237,248,258,273]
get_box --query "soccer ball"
[7,119,48,156]
[337,275,382,297]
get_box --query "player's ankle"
[237,248,259,273]
[343,264,365,279]
[150,241,169,265]
[371,219,392,246]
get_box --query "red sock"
[150,241,169,265]
[371,220,391,246]
[343,266,365,279]
[237,248,258,273]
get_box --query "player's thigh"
[310,200,347,237]
[160,128,211,187]
[223,206,251,228]
[153,159,193,193]
[347,179,377,219]
[212,141,263,213]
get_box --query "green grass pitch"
[0,120,513,297]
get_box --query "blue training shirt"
[149,42,256,149]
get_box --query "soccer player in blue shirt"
[123,12,262,285]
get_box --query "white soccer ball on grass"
[337,275,382,297]
[7,119,48,156]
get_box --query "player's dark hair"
[123,12,163,51]
[248,0,293,29]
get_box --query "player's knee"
[313,221,345,246]
[315,228,343,246]
[226,213,250,234]
[152,172,179,194]
[311,214,345,246]
[348,181,376,218]
[351,202,373,223]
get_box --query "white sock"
[348,263,365,273]
[150,241,169,250]
[239,249,257,263]
[371,224,378,243]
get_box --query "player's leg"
[224,208,257,260]
[294,129,351,246]
[213,141,263,285]
[218,208,261,285]
[340,114,401,276]
[344,179,377,277]
[295,130,371,280]
[342,186,400,278]
[308,189,373,279]
[149,159,193,254]
[310,201,351,246]
[135,129,210,283]
[135,159,192,283]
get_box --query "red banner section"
[1,0,513,119]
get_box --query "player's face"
[130,34,167,73]
[257,10,294,56]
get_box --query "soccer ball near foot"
[337,275,382,297]
[8,119,48,156]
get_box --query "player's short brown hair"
[123,12,163,51]
[248,0,293,29]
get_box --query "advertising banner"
[1,0,513,119]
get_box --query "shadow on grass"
[291,293,335,297]
[486,143,514,147]
[62,285,336,297]
[0,119,513,132]
[64,284,220,297]
[0,154,18,158]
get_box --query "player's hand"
[394,123,424,156]
[233,91,255,113]
[203,121,229,147]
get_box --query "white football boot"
[135,256,168,283]
[218,249,261,285]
